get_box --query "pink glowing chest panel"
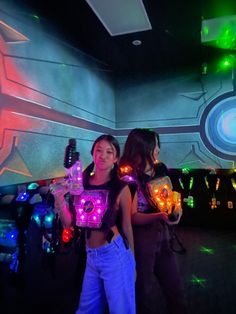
[74,190,109,228]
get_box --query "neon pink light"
[75,190,109,228]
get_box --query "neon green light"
[215,24,236,49]
[179,178,184,190]
[203,26,209,36]
[200,246,214,254]
[190,275,206,287]
[182,167,190,174]
[32,15,40,21]
[218,55,236,71]
[187,196,194,208]
[189,177,194,190]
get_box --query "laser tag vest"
[74,180,126,230]
[123,162,172,214]
[139,163,179,214]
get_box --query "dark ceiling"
[19,0,236,75]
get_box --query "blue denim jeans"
[76,234,136,314]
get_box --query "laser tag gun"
[146,176,182,222]
[209,195,220,209]
[0,219,18,248]
[13,183,42,230]
[51,138,83,195]
[183,195,194,208]
[0,219,19,272]
[64,139,84,195]
[205,173,221,210]
[32,204,59,254]
[32,203,55,229]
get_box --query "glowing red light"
[62,228,73,243]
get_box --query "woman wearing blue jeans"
[51,134,136,314]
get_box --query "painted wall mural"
[0,1,235,190]
[116,69,236,170]
[0,1,116,187]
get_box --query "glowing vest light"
[146,176,182,214]
[62,228,73,243]
[74,190,109,228]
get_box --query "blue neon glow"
[205,97,236,155]
[16,192,30,202]
[217,109,236,144]
[32,204,54,228]
[0,221,18,247]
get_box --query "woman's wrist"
[54,195,67,212]
[157,212,168,221]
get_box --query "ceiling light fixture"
[132,39,142,46]
[86,0,152,36]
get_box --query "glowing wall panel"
[0,1,115,187]
[0,1,115,129]
[0,0,235,190]
[116,69,236,169]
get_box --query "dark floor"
[175,226,236,314]
[1,224,236,314]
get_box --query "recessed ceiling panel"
[86,0,152,36]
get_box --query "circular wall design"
[205,96,236,156]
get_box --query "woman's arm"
[54,194,72,228]
[131,192,170,225]
[119,185,135,254]
[50,182,73,228]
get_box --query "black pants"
[133,222,188,314]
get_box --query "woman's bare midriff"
[86,225,119,248]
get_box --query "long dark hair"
[119,128,160,175]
